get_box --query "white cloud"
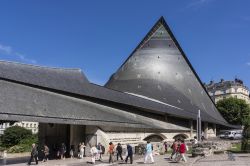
[0,43,36,64]
[186,0,214,9]
[246,62,250,66]
[0,44,12,54]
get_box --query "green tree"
[242,116,250,152]
[1,126,32,147]
[216,97,250,125]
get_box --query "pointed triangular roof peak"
[135,17,169,51]
[106,17,227,125]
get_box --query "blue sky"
[0,0,249,88]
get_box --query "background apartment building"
[205,78,250,104]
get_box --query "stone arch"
[143,134,167,142]
[173,133,188,140]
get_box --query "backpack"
[101,145,105,154]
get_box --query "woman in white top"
[79,142,85,159]
[90,145,98,164]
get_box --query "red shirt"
[108,144,115,154]
[179,143,186,153]
[172,142,178,150]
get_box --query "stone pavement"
[193,153,250,166]
[0,154,196,166]
[1,153,250,166]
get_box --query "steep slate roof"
[0,60,232,127]
[0,60,89,92]
[105,17,228,125]
[0,78,188,130]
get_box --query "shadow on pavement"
[0,156,29,165]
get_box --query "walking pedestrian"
[70,145,75,158]
[60,143,66,160]
[90,144,98,164]
[170,139,178,159]
[108,142,115,163]
[116,143,123,161]
[27,143,38,165]
[125,144,133,164]
[179,140,187,162]
[144,141,154,164]
[96,143,103,160]
[42,144,49,162]
[163,141,168,153]
[193,136,198,145]
[79,142,85,159]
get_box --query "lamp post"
[197,110,201,141]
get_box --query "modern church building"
[0,17,232,153]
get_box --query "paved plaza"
[1,153,250,166]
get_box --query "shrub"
[1,126,32,147]
[7,145,25,153]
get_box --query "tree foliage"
[242,116,250,152]
[1,126,32,147]
[216,97,250,125]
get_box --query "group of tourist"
[27,139,190,165]
[27,142,67,165]
[170,139,188,162]
[107,142,134,164]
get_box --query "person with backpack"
[144,141,154,164]
[28,143,38,165]
[116,143,123,161]
[125,144,133,164]
[96,143,103,160]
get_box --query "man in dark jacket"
[125,144,133,164]
[116,143,123,161]
[28,143,38,165]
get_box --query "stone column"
[189,120,193,138]
[204,122,208,139]
[213,124,217,136]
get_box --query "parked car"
[219,131,229,139]
[226,130,243,140]
[219,130,243,140]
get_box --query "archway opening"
[143,134,164,142]
[173,134,188,140]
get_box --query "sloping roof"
[105,17,228,125]
[0,60,89,92]
[0,78,188,131]
[0,61,182,115]
[0,60,233,127]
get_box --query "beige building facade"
[205,79,250,104]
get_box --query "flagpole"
[197,110,201,141]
